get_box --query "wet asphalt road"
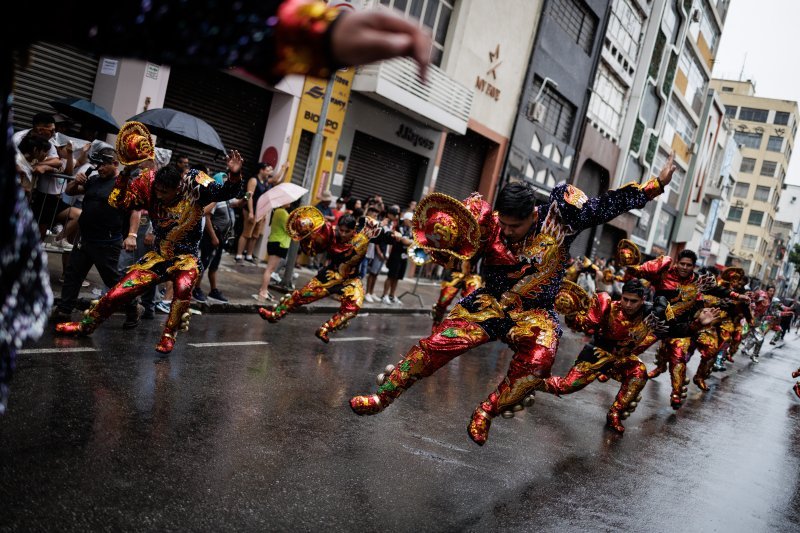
[2,312,800,532]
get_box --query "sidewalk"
[46,248,444,315]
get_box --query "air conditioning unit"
[526,101,546,123]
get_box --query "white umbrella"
[256,182,308,220]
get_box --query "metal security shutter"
[12,43,99,131]
[344,130,427,208]
[290,130,314,185]
[436,130,489,200]
[163,66,271,176]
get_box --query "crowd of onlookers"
[15,111,426,323]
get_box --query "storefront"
[334,94,441,208]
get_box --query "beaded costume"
[350,177,665,445]
[259,208,395,342]
[625,256,744,406]
[55,122,244,353]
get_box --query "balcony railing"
[353,57,473,134]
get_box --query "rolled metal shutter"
[344,130,426,208]
[290,130,314,186]
[163,66,271,176]
[12,43,99,130]
[436,130,489,200]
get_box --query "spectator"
[254,202,292,302]
[15,133,51,195]
[196,171,240,303]
[363,204,390,303]
[380,209,412,305]
[50,147,141,327]
[316,190,335,222]
[236,161,287,264]
[173,154,190,176]
[332,197,346,226]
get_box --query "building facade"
[711,78,798,283]
[776,183,800,296]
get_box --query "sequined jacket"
[626,256,740,322]
[462,180,663,315]
[109,169,243,259]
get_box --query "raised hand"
[698,307,721,325]
[658,151,677,188]
[226,150,243,175]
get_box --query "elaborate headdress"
[555,280,591,317]
[116,121,155,166]
[721,266,745,284]
[615,239,642,267]
[412,193,481,261]
[287,206,326,241]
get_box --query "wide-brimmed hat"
[412,193,480,261]
[116,121,155,166]
[555,280,590,317]
[721,266,745,284]
[615,239,641,267]
[287,206,326,241]
[319,190,333,202]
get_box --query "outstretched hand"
[330,10,431,80]
[226,150,243,175]
[698,307,721,325]
[658,151,677,188]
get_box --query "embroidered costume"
[258,208,400,342]
[350,177,665,446]
[431,261,483,328]
[55,122,244,353]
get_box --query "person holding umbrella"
[54,122,246,353]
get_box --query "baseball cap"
[402,211,413,221]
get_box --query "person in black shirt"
[51,148,141,327]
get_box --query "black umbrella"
[50,97,120,133]
[127,108,226,154]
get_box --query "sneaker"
[235,255,243,263]
[192,287,207,303]
[245,254,257,264]
[207,289,228,303]
[381,295,392,305]
[54,239,73,251]
[391,296,403,305]
[364,293,376,303]
[155,301,171,314]
[750,355,759,363]
[81,280,90,288]
[271,272,282,283]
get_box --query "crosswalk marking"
[18,347,98,354]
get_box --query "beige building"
[711,78,798,281]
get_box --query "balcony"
[353,57,473,134]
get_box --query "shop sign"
[475,44,502,102]
[395,123,435,150]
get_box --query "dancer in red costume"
[350,154,676,446]
[624,250,748,407]
[692,267,751,391]
[430,260,483,330]
[259,209,411,342]
[55,122,245,353]
[544,279,719,434]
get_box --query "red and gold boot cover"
[155,299,191,354]
[55,299,103,336]
[350,346,434,415]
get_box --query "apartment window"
[606,0,644,60]
[748,210,764,226]
[678,46,708,115]
[588,63,626,138]
[725,106,737,118]
[774,111,790,125]
[727,206,743,222]
[738,107,769,123]
[663,99,697,146]
[734,131,762,149]
[721,230,737,246]
[754,185,771,202]
[688,0,720,53]
[662,0,681,43]
[532,76,577,143]
[380,0,454,66]
[742,234,759,250]
[739,157,756,173]
[760,160,777,177]
[551,0,599,54]
[767,135,784,152]
[721,86,734,93]
[732,182,749,198]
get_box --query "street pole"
[280,74,335,289]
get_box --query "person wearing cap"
[236,161,288,264]
[54,122,246,354]
[350,154,678,446]
[50,147,143,328]
[379,209,413,305]
[258,208,411,342]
